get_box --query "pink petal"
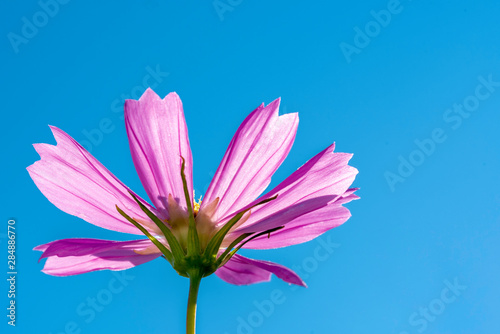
[124,89,193,215]
[216,254,306,287]
[229,144,358,234]
[34,238,160,276]
[27,126,161,235]
[201,98,298,221]
[240,189,359,249]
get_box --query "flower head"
[29,88,358,287]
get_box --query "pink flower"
[28,89,358,288]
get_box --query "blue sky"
[2,0,500,333]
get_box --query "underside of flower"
[117,156,282,279]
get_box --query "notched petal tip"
[33,242,50,251]
[28,126,63,162]
[139,87,161,101]
[270,96,281,105]
[296,279,308,288]
[125,88,181,105]
[264,97,281,113]
[345,187,360,197]
[33,243,50,262]
[26,162,35,173]
[47,124,60,132]
[47,125,70,145]
[163,91,181,101]
[124,88,162,107]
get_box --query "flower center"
[116,157,282,279]
[193,195,202,217]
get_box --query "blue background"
[2,0,500,333]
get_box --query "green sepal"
[116,205,174,265]
[128,192,187,264]
[215,226,284,268]
[203,195,278,260]
[180,156,201,257]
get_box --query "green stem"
[186,271,202,334]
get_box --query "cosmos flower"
[28,89,358,333]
